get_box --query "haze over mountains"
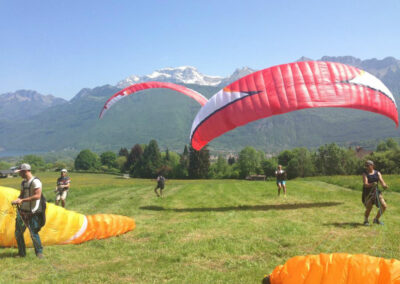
[1,56,399,154]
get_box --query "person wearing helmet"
[55,169,71,208]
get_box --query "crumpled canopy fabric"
[0,186,135,247]
[266,253,400,284]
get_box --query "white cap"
[16,163,31,172]
[61,168,68,173]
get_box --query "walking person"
[11,163,46,258]
[55,168,71,208]
[275,165,287,197]
[362,160,388,226]
[154,175,165,197]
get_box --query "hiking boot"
[363,220,370,226]
[36,253,44,259]
[373,219,384,225]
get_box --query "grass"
[1,172,400,283]
[303,174,400,192]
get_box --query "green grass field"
[1,173,400,283]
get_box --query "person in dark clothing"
[11,163,45,258]
[154,175,165,197]
[362,160,388,226]
[275,165,287,197]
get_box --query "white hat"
[16,163,31,171]
[61,168,68,173]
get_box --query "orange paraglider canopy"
[263,253,400,284]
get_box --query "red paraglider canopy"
[190,61,398,150]
[100,81,208,119]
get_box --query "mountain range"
[116,66,256,89]
[0,90,66,121]
[0,56,399,155]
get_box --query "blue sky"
[1,0,399,99]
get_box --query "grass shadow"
[0,250,19,259]
[323,222,364,228]
[140,202,343,213]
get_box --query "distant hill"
[0,56,399,154]
[0,90,67,121]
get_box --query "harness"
[362,170,384,212]
[20,177,45,213]
[158,176,165,186]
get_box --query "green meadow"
[1,173,400,283]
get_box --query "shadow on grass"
[0,250,19,259]
[323,222,364,228]
[140,202,343,212]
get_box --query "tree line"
[4,138,399,179]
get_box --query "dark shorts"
[156,183,164,190]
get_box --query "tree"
[188,146,210,179]
[376,141,389,152]
[175,145,190,178]
[165,148,170,161]
[286,148,315,178]
[136,140,162,178]
[100,151,117,169]
[126,144,144,174]
[0,160,11,170]
[20,155,45,171]
[74,149,100,171]
[210,155,229,178]
[261,159,276,178]
[228,156,236,165]
[386,138,399,150]
[315,143,351,175]
[278,150,295,167]
[116,156,127,172]
[237,146,261,178]
[118,147,129,157]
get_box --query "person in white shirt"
[11,163,45,258]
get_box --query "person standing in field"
[362,160,388,226]
[154,175,165,197]
[275,165,287,197]
[11,163,46,258]
[55,169,71,208]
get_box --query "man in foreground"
[11,163,45,258]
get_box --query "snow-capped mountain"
[219,67,257,87]
[117,66,224,88]
[116,66,257,89]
